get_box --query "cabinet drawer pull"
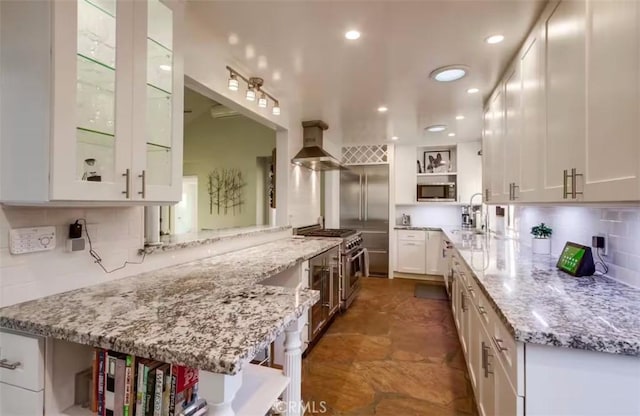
[0,358,21,370]
[138,170,146,198]
[122,168,131,199]
[492,336,508,352]
[512,183,519,200]
[478,305,487,315]
[481,342,493,377]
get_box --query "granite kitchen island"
[0,237,341,416]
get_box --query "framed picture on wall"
[423,150,450,173]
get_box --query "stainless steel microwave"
[417,183,456,201]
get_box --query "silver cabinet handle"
[0,359,21,370]
[571,168,583,199]
[461,292,468,312]
[492,336,508,352]
[512,183,519,200]
[508,183,513,200]
[122,168,131,199]
[563,169,569,199]
[482,342,493,377]
[478,305,488,315]
[138,170,146,198]
[484,188,490,202]
[364,173,368,221]
[358,174,363,221]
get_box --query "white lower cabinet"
[396,230,443,276]
[0,382,44,416]
[397,240,426,274]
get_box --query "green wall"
[183,112,276,230]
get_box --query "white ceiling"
[187,0,546,145]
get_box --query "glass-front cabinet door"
[50,0,135,201]
[131,0,183,202]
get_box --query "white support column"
[198,369,243,416]
[283,317,303,416]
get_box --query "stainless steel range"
[295,225,365,311]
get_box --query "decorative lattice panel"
[342,145,388,165]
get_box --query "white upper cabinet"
[543,0,587,202]
[394,145,418,204]
[482,108,492,202]
[584,0,640,201]
[483,0,639,204]
[503,64,522,202]
[457,141,483,204]
[0,0,183,205]
[488,88,508,203]
[518,27,544,202]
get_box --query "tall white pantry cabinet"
[482,0,640,204]
[0,0,184,205]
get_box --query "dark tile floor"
[302,277,478,415]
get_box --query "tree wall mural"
[207,168,246,215]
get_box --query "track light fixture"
[226,66,281,115]
[228,72,239,91]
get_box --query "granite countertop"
[0,237,341,374]
[143,225,292,254]
[394,225,445,231]
[442,228,640,356]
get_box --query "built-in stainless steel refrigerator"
[340,165,389,277]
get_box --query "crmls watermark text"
[274,400,328,414]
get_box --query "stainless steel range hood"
[291,120,342,171]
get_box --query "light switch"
[9,226,56,255]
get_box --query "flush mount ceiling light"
[467,87,480,94]
[226,66,281,115]
[485,34,505,44]
[159,64,171,72]
[391,136,399,141]
[425,124,447,132]
[429,65,469,82]
[345,30,361,40]
[456,115,465,120]
[448,132,456,137]
[378,106,388,113]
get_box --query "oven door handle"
[347,248,366,262]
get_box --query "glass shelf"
[76,54,116,134]
[146,143,171,185]
[78,0,116,68]
[76,128,115,182]
[147,38,173,93]
[147,84,172,148]
[146,0,173,188]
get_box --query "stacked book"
[91,349,208,416]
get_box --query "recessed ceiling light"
[456,115,465,120]
[448,133,456,137]
[159,64,171,71]
[391,136,399,141]
[425,124,447,132]
[430,65,469,82]
[485,34,505,44]
[377,106,388,113]
[467,88,480,94]
[345,30,361,40]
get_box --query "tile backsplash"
[0,206,145,307]
[395,205,461,227]
[508,205,640,288]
